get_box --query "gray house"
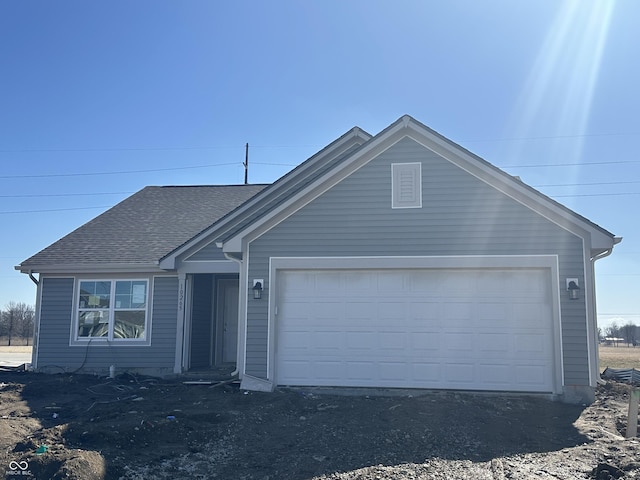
[17,115,620,403]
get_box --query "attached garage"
[214,115,617,403]
[271,257,562,394]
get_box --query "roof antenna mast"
[243,142,249,185]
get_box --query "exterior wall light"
[252,279,264,300]
[567,278,580,300]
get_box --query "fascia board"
[223,121,410,252]
[15,263,164,274]
[161,127,372,263]
[223,115,616,253]
[403,121,617,250]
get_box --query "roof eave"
[219,115,619,253]
[15,262,164,275]
[159,126,372,266]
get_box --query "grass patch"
[599,345,640,370]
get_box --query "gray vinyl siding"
[246,137,588,384]
[37,277,75,370]
[186,242,227,261]
[36,275,178,376]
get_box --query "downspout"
[223,249,243,378]
[28,270,39,285]
[28,270,40,369]
[591,237,622,385]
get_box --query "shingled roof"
[18,184,267,271]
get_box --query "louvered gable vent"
[391,162,422,208]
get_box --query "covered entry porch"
[187,274,239,370]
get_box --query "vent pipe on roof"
[243,143,249,185]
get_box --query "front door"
[217,278,239,364]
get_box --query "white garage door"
[276,268,555,392]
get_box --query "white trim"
[182,274,193,371]
[582,237,598,387]
[174,273,187,373]
[177,260,239,274]
[238,245,249,376]
[267,255,563,394]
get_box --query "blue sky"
[1,0,638,331]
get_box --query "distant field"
[0,345,32,353]
[599,344,640,370]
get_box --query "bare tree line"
[0,302,35,346]
[600,321,640,346]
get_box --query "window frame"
[73,278,151,345]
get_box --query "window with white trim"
[392,162,422,208]
[76,280,149,341]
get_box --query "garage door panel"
[515,333,548,354]
[440,274,475,294]
[406,303,441,327]
[479,364,512,385]
[315,361,343,380]
[280,272,314,293]
[515,364,547,387]
[512,303,549,326]
[379,362,408,380]
[378,331,407,350]
[376,272,408,293]
[477,303,509,327]
[477,333,510,353]
[345,301,377,322]
[347,362,376,381]
[276,268,555,392]
[443,302,474,323]
[279,360,311,381]
[314,272,344,292]
[444,332,474,352]
[279,330,311,351]
[342,271,375,292]
[412,362,442,382]
[377,302,407,322]
[444,363,475,384]
[408,273,443,294]
[313,331,343,350]
[409,332,441,351]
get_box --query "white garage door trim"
[268,256,562,394]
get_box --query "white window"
[391,162,422,208]
[76,280,149,342]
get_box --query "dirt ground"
[1,370,640,480]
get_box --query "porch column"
[173,272,187,374]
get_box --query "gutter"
[590,236,622,262]
[27,270,39,286]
